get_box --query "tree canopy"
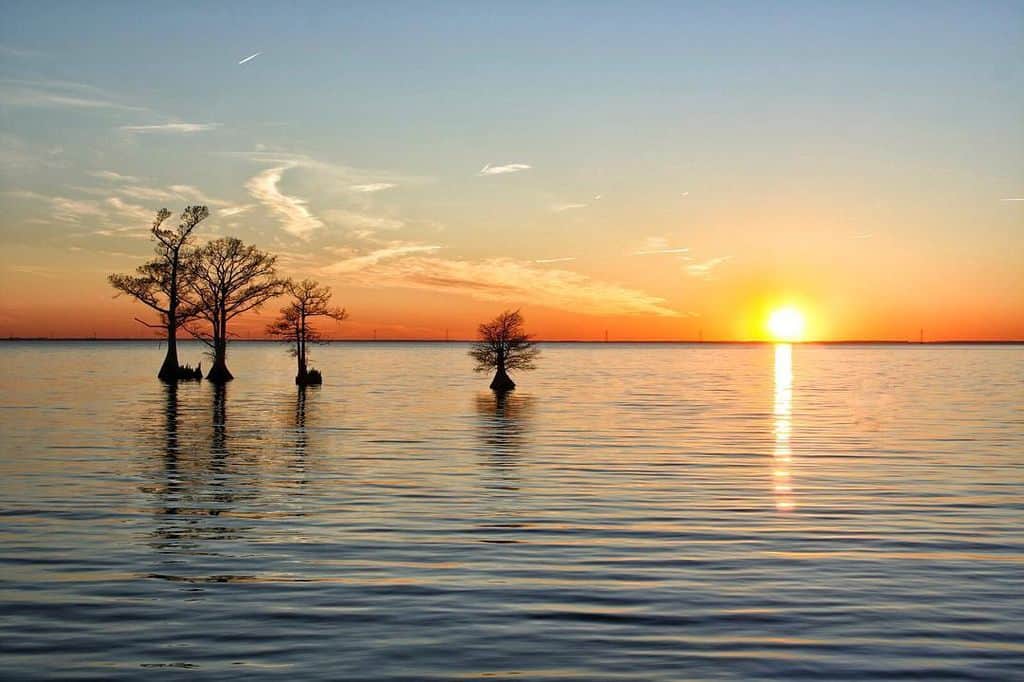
[469,309,539,373]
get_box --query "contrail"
[238,52,262,65]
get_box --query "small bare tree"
[469,309,539,391]
[267,279,348,385]
[185,237,285,383]
[108,206,209,381]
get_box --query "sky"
[1,1,1022,341]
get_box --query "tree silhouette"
[469,309,539,391]
[108,206,209,381]
[185,237,285,383]
[267,279,348,385]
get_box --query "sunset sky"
[1,1,1022,340]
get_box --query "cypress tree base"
[489,368,515,391]
[157,352,180,383]
[206,361,234,383]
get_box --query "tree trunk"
[295,335,307,383]
[157,329,180,382]
[206,337,233,383]
[490,365,515,391]
[158,260,180,382]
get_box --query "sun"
[767,307,805,342]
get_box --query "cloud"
[120,123,221,134]
[90,170,139,182]
[229,148,427,238]
[112,183,229,207]
[0,79,148,111]
[632,236,689,256]
[238,52,262,65]
[0,134,68,170]
[104,197,153,223]
[633,247,689,255]
[534,257,577,264]
[167,184,229,206]
[322,208,405,233]
[0,45,43,59]
[245,164,325,238]
[552,203,587,212]
[687,256,731,279]
[350,182,397,193]
[1001,197,1024,201]
[327,251,678,317]
[479,163,531,176]
[7,188,156,232]
[219,204,255,217]
[321,244,442,274]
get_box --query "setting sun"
[767,307,806,342]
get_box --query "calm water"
[0,341,1022,680]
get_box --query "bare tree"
[267,279,348,385]
[108,206,209,381]
[185,237,285,383]
[469,309,539,391]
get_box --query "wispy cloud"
[326,251,678,317]
[111,183,229,207]
[322,208,405,234]
[0,80,148,111]
[0,45,43,59]
[687,256,731,279]
[104,197,153,223]
[90,170,139,183]
[245,164,324,239]
[350,182,396,193]
[238,52,262,65]
[26,93,132,109]
[219,204,255,217]
[853,232,873,239]
[552,203,587,212]
[634,247,689,255]
[230,148,429,239]
[1001,197,1024,202]
[631,236,689,256]
[120,123,221,134]
[6,188,156,233]
[0,134,67,170]
[322,244,442,274]
[479,163,531,176]
[534,257,577,264]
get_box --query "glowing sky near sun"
[0,2,1021,340]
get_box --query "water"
[1,341,1022,680]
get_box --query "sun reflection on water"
[773,343,795,512]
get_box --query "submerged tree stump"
[176,363,203,381]
[296,368,323,386]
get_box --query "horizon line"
[2,337,1022,345]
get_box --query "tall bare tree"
[267,279,348,385]
[469,309,539,391]
[108,206,209,381]
[186,237,285,383]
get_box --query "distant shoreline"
[2,338,1021,346]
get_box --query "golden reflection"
[773,343,795,511]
